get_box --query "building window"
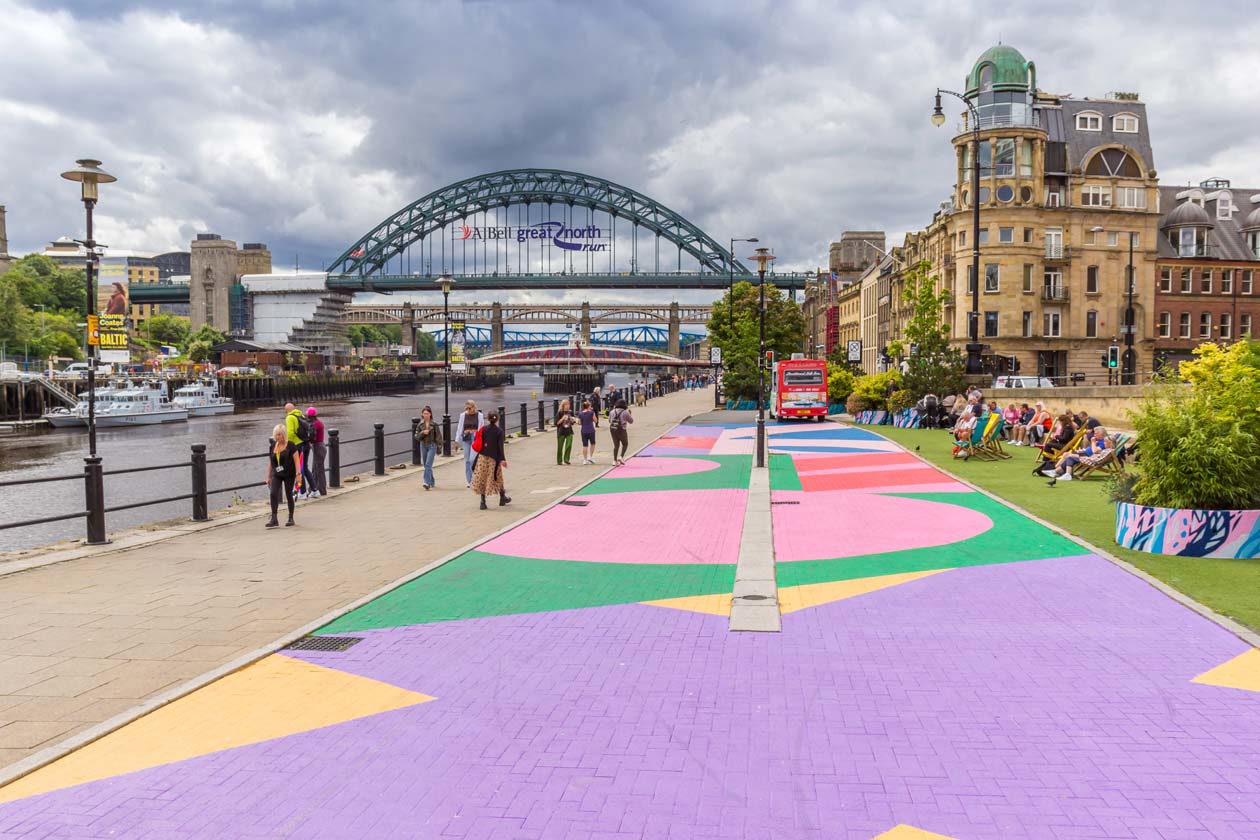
[978,228,989,245]
[1076,111,1102,131]
[1158,312,1171,338]
[1086,310,1098,338]
[984,263,1000,292]
[958,230,966,247]
[994,139,1015,177]
[1019,142,1033,178]
[1170,226,1210,257]
[1180,313,1191,338]
[1113,113,1139,133]
[1221,313,1233,339]
[1181,268,1192,293]
[1244,270,1254,294]
[1160,267,1172,292]
[1022,311,1032,337]
[1086,265,1099,294]
[999,227,1014,243]
[1043,311,1062,337]
[1023,227,1033,243]
[1107,231,1119,247]
[1023,264,1033,293]
[1243,313,1252,336]
[984,311,999,337]
[1086,149,1143,177]
[1249,232,1260,258]
[1116,187,1146,209]
[1046,190,1061,207]
[1082,185,1112,207]
[1200,312,1212,338]
[1086,229,1099,246]
[1201,270,1213,293]
[1222,269,1234,294]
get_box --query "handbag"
[472,426,484,454]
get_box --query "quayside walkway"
[3,416,1260,838]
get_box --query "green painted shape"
[319,550,737,633]
[769,453,802,492]
[778,490,1082,588]
[966,44,1032,95]
[575,454,751,495]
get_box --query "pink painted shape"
[772,489,993,561]
[481,489,746,564]
[606,457,720,478]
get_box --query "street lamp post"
[438,274,454,457]
[60,159,116,460]
[932,91,983,376]
[747,247,776,469]
[1124,231,1137,385]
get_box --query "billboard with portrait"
[97,258,129,317]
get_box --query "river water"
[0,372,648,552]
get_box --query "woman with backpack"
[608,398,634,465]
[470,412,510,510]
[555,399,576,465]
[456,400,485,488]
[415,406,443,490]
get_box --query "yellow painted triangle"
[0,653,434,804]
[780,569,947,614]
[641,592,732,616]
[873,824,960,839]
[1192,647,1260,693]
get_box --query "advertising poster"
[97,313,130,364]
[450,321,467,372]
[97,258,130,317]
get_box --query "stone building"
[1153,180,1260,366]
[829,231,885,275]
[189,235,272,333]
[803,230,886,357]
[903,44,1160,382]
[0,205,12,274]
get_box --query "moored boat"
[94,384,188,426]
[171,380,235,417]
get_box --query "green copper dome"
[965,44,1035,98]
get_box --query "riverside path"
[2,417,1260,838]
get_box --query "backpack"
[609,409,623,431]
[293,413,313,444]
[472,425,484,454]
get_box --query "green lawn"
[873,424,1260,633]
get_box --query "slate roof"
[1039,98,1154,175]
[1157,185,1260,262]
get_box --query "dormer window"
[1076,111,1102,131]
[1217,194,1234,220]
[1085,149,1142,178]
[1112,113,1139,133]
[1167,227,1210,258]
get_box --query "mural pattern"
[1115,502,1260,559]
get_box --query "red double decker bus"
[770,356,828,422]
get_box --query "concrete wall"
[986,384,1164,430]
[190,236,237,331]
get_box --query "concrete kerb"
[0,394,698,792]
[861,424,1260,651]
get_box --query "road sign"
[709,346,722,364]
[847,340,862,362]
[87,315,100,346]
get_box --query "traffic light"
[1008,356,1017,373]
[764,350,775,368]
[1107,345,1120,369]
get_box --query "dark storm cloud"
[3,0,1260,308]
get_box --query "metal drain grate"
[284,635,363,652]
[770,501,800,505]
[737,594,771,601]
[560,500,591,507]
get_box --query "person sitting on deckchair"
[1045,426,1110,483]
[954,403,980,442]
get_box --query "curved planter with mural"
[1115,502,1260,559]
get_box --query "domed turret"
[965,44,1035,99]
[1242,205,1260,232]
[1161,201,1214,230]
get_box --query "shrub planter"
[1115,502,1260,558]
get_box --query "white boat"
[42,381,127,428]
[95,384,188,426]
[172,380,235,417]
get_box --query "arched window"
[1086,149,1143,178]
[1112,113,1139,133]
[1076,111,1102,131]
[979,64,994,92]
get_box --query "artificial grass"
[873,425,1260,633]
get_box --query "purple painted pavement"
[4,553,1260,839]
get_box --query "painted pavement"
[2,422,1260,839]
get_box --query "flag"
[350,246,365,258]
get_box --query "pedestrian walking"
[470,412,511,510]
[307,407,326,497]
[555,398,576,465]
[590,386,603,416]
[634,380,645,407]
[284,402,314,498]
[415,406,442,489]
[264,423,297,528]
[609,398,634,464]
[456,400,485,487]
[578,399,599,464]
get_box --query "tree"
[0,282,27,353]
[146,314,191,346]
[414,330,438,361]
[898,260,965,399]
[186,339,213,363]
[185,324,226,351]
[706,280,805,401]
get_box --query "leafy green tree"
[898,260,965,399]
[184,324,226,351]
[0,282,27,352]
[1,255,85,312]
[186,339,213,363]
[414,330,437,361]
[706,280,805,401]
[827,366,856,405]
[146,314,191,346]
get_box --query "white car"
[991,375,1056,389]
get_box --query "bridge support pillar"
[403,305,418,355]
[491,303,504,353]
[668,302,681,358]
[580,302,592,343]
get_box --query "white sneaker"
[1059,474,1073,481]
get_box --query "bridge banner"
[97,314,130,364]
[450,322,467,372]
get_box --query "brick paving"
[3,419,1260,839]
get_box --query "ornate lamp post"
[438,273,455,456]
[932,91,983,376]
[1124,231,1137,384]
[747,246,776,469]
[60,159,116,460]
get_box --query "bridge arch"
[327,168,748,279]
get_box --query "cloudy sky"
[4,0,1260,305]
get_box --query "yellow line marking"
[640,592,732,616]
[873,824,960,839]
[0,653,433,804]
[779,570,947,614]
[1192,647,1260,693]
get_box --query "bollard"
[537,399,546,432]
[373,423,385,476]
[442,414,452,458]
[498,406,506,429]
[84,456,107,545]
[553,398,560,421]
[519,402,529,437]
[411,417,422,466]
[191,444,209,522]
[328,429,341,488]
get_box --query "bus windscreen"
[783,369,824,386]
